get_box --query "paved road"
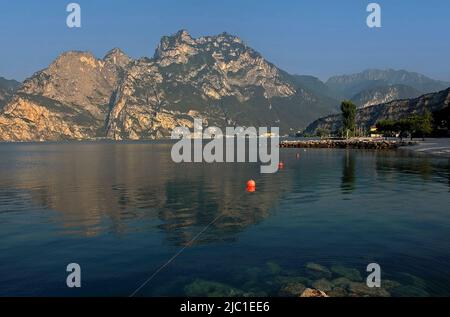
[401,138,450,157]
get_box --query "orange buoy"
[246,179,256,192]
[278,162,285,169]
[246,186,256,193]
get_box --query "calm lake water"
[0,142,449,297]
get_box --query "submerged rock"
[331,277,353,288]
[184,279,244,297]
[328,287,348,297]
[265,261,282,275]
[300,288,329,297]
[242,290,269,297]
[331,265,363,281]
[312,278,333,292]
[348,282,390,297]
[234,266,264,284]
[274,275,311,287]
[305,262,332,278]
[279,283,306,297]
[382,279,402,290]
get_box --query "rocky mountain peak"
[16,49,130,128]
[215,31,242,43]
[154,30,252,66]
[53,51,98,67]
[103,48,131,67]
[175,29,195,42]
[152,30,293,103]
[154,29,198,66]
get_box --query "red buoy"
[246,179,256,192]
[278,162,285,169]
[246,186,256,193]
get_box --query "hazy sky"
[1,0,449,82]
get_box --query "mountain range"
[326,69,449,99]
[0,30,448,141]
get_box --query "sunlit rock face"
[106,30,303,140]
[0,30,339,141]
[0,50,130,141]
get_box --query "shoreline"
[280,137,450,158]
[280,138,417,150]
[398,138,450,158]
[1,137,450,158]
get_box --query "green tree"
[406,110,433,140]
[316,128,330,138]
[396,118,413,140]
[376,119,396,137]
[375,110,434,141]
[341,100,357,139]
[418,109,433,139]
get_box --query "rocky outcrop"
[300,288,329,297]
[0,50,131,141]
[305,87,450,135]
[0,94,87,141]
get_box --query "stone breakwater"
[280,139,417,150]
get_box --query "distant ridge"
[326,69,449,98]
[305,87,450,135]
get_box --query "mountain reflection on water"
[1,142,450,296]
[0,142,293,245]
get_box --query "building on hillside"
[369,126,382,138]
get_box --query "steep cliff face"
[0,30,339,141]
[21,50,129,122]
[0,50,130,141]
[305,88,450,134]
[105,30,330,140]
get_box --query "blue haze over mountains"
[0,30,449,140]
